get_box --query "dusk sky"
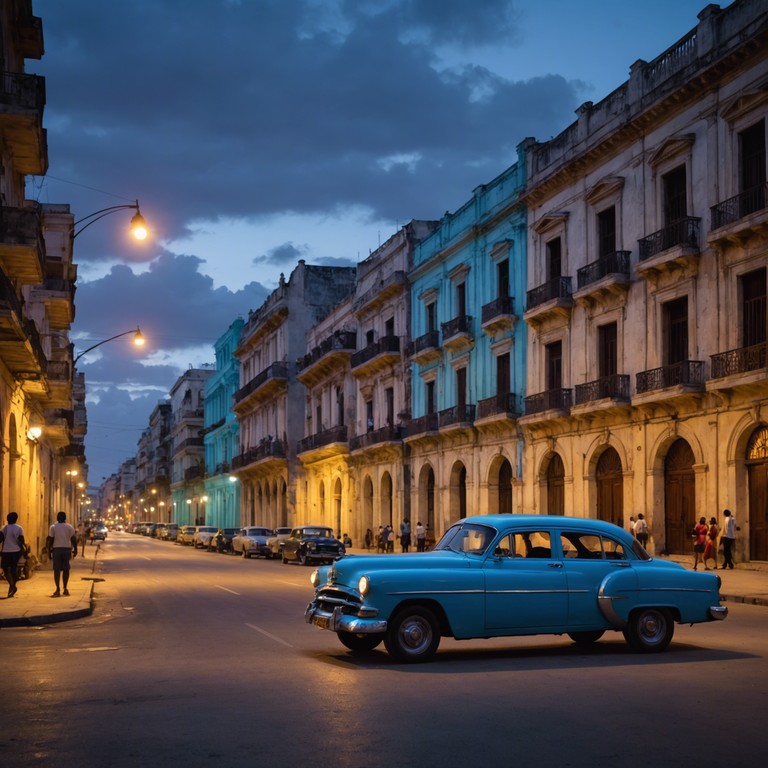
[30,0,712,486]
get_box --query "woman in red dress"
[693,516,708,570]
[703,517,719,570]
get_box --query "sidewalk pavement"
[1,543,766,628]
[0,543,102,628]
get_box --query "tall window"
[742,268,767,347]
[497,352,510,394]
[497,259,510,298]
[597,206,616,257]
[456,367,467,409]
[336,387,344,426]
[385,317,395,337]
[740,119,766,193]
[546,341,563,390]
[426,380,436,415]
[426,302,437,333]
[664,297,688,365]
[546,238,562,280]
[366,400,374,431]
[385,387,394,427]
[366,329,374,345]
[598,323,618,378]
[663,165,687,224]
[456,282,466,318]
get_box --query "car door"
[558,530,635,628]
[484,529,568,632]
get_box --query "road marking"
[215,585,240,595]
[245,623,293,647]
[278,580,307,588]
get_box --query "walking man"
[46,511,78,597]
[0,512,25,597]
[721,509,737,570]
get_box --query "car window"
[435,523,495,555]
[560,532,628,560]
[303,528,333,538]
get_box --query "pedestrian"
[634,514,649,548]
[400,518,411,553]
[415,521,426,552]
[629,515,637,536]
[386,525,395,553]
[0,511,26,598]
[46,511,78,597]
[704,517,719,570]
[693,516,708,570]
[77,520,87,557]
[721,509,738,570]
[364,528,374,551]
[376,526,385,552]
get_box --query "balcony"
[349,425,402,453]
[572,375,631,420]
[0,71,47,175]
[574,251,631,307]
[184,464,203,481]
[481,296,516,336]
[709,184,768,249]
[0,203,46,283]
[297,330,356,385]
[351,335,401,377]
[175,437,205,456]
[43,408,73,448]
[636,217,700,282]
[707,343,767,399]
[232,439,287,475]
[0,273,47,387]
[297,425,349,462]
[233,361,289,412]
[441,315,473,352]
[403,413,439,441]
[634,361,704,408]
[407,331,441,365]
[354,270,407,315]
[523,388,572,417]
[17,12,44,59]
[524,277,573,327]
[30,278,75,330]
[45,359,72,409]
[475,392,518,426]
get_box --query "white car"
[266,527,292,558]
[232,527,274,558]
[192,526,219,549]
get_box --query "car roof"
[452,515,630,536]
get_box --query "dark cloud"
[253,243,308,267]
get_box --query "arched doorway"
[418,464,436,544]
[318,480,325,525]
[546,454,565,516]
[449,462,467,522]
[746,426,768,561]
[596,447,623,527]
[333,477,342,537]
[664,438,695,554]
[362,475,374,535]
[380,472,393,527]
[499,459,513,515]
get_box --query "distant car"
[177,525,197,545]
[266,527,292,558]
[232,527,274,558]
[193,526,219,549]
[282,526,345,566]
[305,514,728,663]
[152,523,168,539]
[210,527,240,553]
[91,524,108,541]
[158,523,179,542]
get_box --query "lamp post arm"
[73,327,142,366]
[73,200,140,239]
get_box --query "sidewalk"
[1,544,766,627]
[0,543,101,628]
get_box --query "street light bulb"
[130,211,148,240]
[133,329,145,347]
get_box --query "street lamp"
[65,469,78,520]
[73,327,145,366]
[73,200,149,240]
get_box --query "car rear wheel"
[567,630,605,645]
[384,606,440,663]
[623,607,674,653]
[337,631,383,653]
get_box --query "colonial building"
[405,148,528,538]
[203,318,243,528]
[519,0,768,561]
[133,400,172,522]
[232,261,356,529]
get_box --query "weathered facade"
[519,0,768,561]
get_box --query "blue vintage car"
[305,515,727,663]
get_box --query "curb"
[0,578,96,629]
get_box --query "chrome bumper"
[709,605,728,620]
[305,601,387,634]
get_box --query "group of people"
[0,511,80,599]
[365,519,428,553]
[693,509,738,571]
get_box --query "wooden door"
[596,448,623,527]
[664,439,695,554]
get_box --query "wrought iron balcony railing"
[524,388,572,416]
[710,343,766,379]
[577,251,631,289]
[574,375,630,405]
[710,183,767,230]
[477,392,517,419]
[638,217,700,261]
[636,360,704,393]
[526,276,572,310]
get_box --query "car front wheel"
[384,606,440,663]
[623,607,674,653]
[338,631,383,653]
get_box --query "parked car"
[161,524,180,542]
[152,523,168,539]
[91,524,108,541]
[266,527,292,558]
[177,525,197,545]
[305,515,728,663]
[282,526,345,566]
[193,526,219,549]
[210,527,240,553]
[232,527,274,558]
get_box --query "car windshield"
[249,528,271,536]
[434,523,495,555]
[199,527,217,533]
[302,528,334,538]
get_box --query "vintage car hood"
[327,552,469,583]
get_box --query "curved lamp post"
[73,200,148,240]
[73,327,145,366]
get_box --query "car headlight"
[310,570,319,587]
[358,575,370,596]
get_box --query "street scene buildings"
[3,2,765,564]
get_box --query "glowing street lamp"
[73,200,149,240]
[73,327,145,366]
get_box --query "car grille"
[316,587,361,614]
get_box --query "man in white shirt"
[46,511,78,597]
[722,509,737,570]
[0,511,26,597]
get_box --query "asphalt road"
[3,533,766,768]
